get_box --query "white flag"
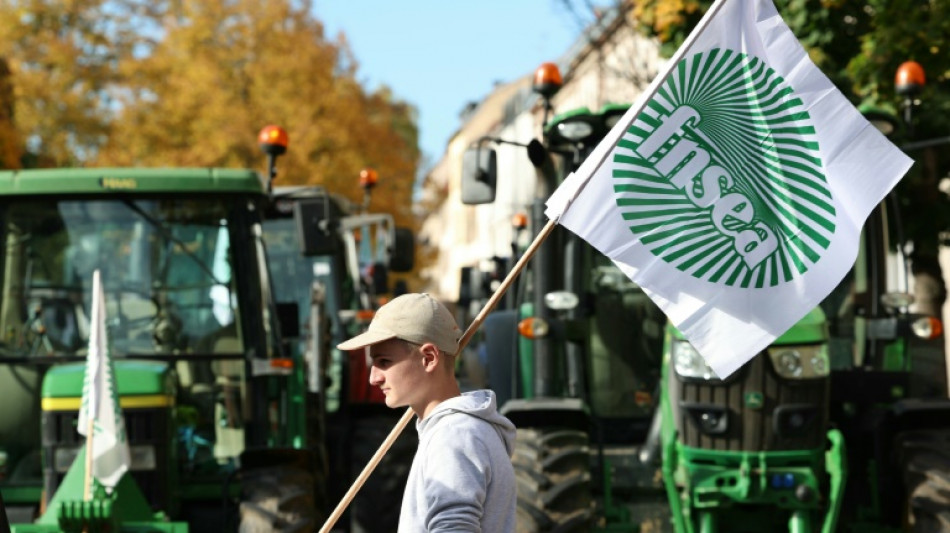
[77,269,130,492]
[546,0,913,378]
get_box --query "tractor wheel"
[239,464,317,533]
[513,427,593,533]
[350,414,418,533]
[899,429,950,533]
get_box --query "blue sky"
[313,1,608,172]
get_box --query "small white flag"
[545,0,913,378]
[77,269,130,492]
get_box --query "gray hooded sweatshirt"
[398,389,517,532]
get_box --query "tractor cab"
[0,168,303,530]
[260,176,416,532]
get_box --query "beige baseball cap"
[337,293,461,355]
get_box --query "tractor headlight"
[775,350,803,377]
[545,290,579,311]
[672,340,717,380]
[556,120,594,141]
[767,345,828,379]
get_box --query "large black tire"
[350,414,418,533]
[513,427,593,533]
[899,429,950,532]
[239,464,317,533]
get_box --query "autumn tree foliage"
[0,58,20,169]
[0,0,420,230]
[0,0,144,167]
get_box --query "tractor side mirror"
[390,227,415,272]
[293,196,338,256]
[461,147,497,205]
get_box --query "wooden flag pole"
[82,268,103,521]
[81,415,94,533]
[318,218,558,533]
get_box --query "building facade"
[419,6,664,308]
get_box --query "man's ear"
[419,343,441,373]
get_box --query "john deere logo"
[100,177,137,190]
[744,391,764,410]
[613,49,836,288]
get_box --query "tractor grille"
[42,407,173,509]
[669,352,829,451]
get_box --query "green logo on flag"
[612,48,836,288]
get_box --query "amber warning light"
[895,60,925,96]
[512,213,528,230]
[533,62,563,99]
[258,125,288,156]
[258,125,288,188]
[360,167,379,189]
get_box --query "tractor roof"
[0,167,267,196]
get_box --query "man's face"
[367,339,426,409]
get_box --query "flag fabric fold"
[545,0,913,378]
[77,269,130,493]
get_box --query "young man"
[338,292,516,532]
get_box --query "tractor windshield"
[262,216,349,332]
[0,197,241,358]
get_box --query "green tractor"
[260,180,417,532]
[0,159,325,529]
[461,64,670,532]
[660,192,949,532]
